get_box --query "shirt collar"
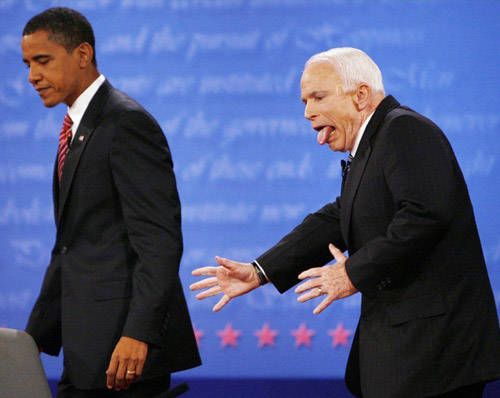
[350,111,374,158]
[67,74,106,137]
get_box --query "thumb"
[215,256,238,270]
[328,243,346,263]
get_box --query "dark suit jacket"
[257,96,500,397]
[26,81,201,389]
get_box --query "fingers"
[189,276,218,291]
[191,266,218,276]
[106,337,148,390]
[195,285,223,300]
[106,354,130,391]
[328,243,346,263]
[105,353,130,391]
[125,357,138,384]
[213,294,231,312]
[128,346,147,386]
[191,257,247,310]
[215,256,239,271]
[297,287,324,303]
[313,295,335,315]
[106,354,118,389]
[296,286,335,313]
[114,358,128,390]
[298,245,345,280]
[298,267,322,280]
[135,354,145,378]
[295,279,320,294]
[294,246,350,314]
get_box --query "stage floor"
[48,378,500,397]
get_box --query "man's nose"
[28,66,41,85]
[304,102,316,121]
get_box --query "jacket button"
[60,246,68,254]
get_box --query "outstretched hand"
[295,244,358,314]
[190,256,260,311]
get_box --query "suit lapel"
[57,81,112,224]
[52,153,59,225]
[340,95,400,246]
[340,144,371,245]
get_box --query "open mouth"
[314,125,335,145]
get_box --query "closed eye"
[36,57,50,65]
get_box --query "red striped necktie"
[57,114,73,182]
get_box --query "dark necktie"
[341,153,353,192]
[57,114,73,182]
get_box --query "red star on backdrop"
[193,326,204,346]
[254,323,278,347]
[328,323,352,347]
[217,323,241,347]
[291,323,315,347]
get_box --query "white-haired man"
[191,48,500,397]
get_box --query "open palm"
[190,256,260,311]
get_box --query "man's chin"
[328,142,344,153]
[38,91,63,108]
[41,98,59,108]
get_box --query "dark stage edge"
[48,378,500,397]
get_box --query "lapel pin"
[78,135,85,142]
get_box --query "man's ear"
[353,83,371,111]
[77,42,94,68]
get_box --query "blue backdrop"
[1,0,499,383]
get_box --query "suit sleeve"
[257,197,346,293]
[110,110,183,346]
[346,115,457,295]
[25,254,62,356]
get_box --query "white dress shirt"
[67,74,106,140]
[350,111,374,158]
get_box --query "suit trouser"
[57,371,171,398]
[428,382,485,398]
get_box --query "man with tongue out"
[191,48,500,397]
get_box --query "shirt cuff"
[252,260,270,283]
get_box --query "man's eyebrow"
[23,54,51,63]
[311,90,328,96]
[33,54,51,61]
[301,90,328,102]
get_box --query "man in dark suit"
[191,48,500,397]
[21,7,200,397]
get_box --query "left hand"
[295,243,358,314]
[105,336,148,391]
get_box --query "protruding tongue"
[317,126,333,145]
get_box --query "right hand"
[105,336,148,391]
[190,256,260,311]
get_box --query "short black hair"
[23,7,97,66]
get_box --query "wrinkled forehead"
[300,61,343,93]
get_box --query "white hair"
[305,47,385,95]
